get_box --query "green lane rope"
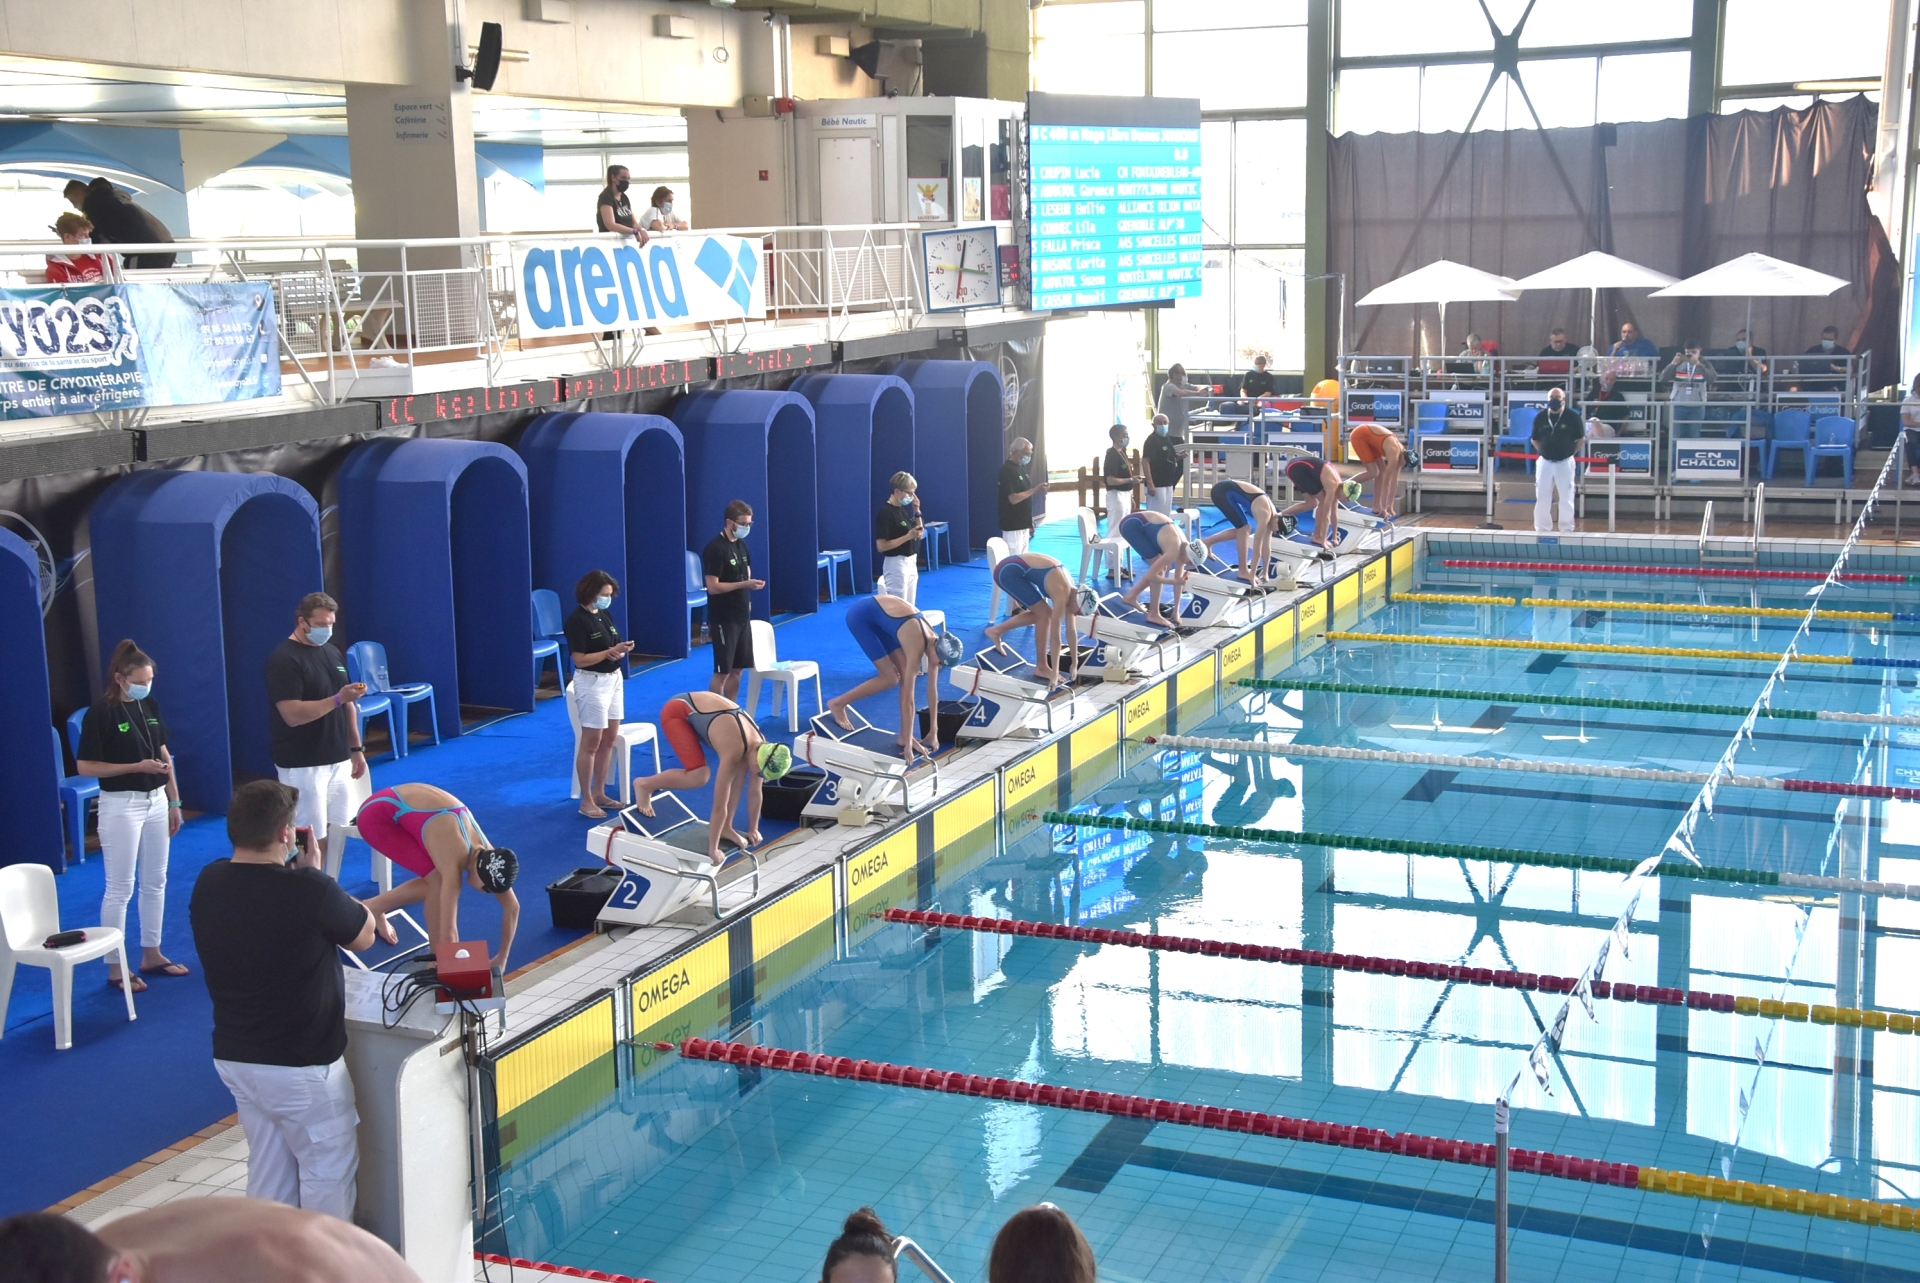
[1233,679,1920,728]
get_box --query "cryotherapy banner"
[0,282,281,419]
[514,235,767,340]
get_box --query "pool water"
[489,558,1920,1283]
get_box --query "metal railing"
[894,1236,958,1283]
[0,224,926,404]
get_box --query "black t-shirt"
[564,605,624,674]
[82,184,174,248]
[1144,433,1185,487]
[190,861,367,1067]
[702,532,753,624]
[78,695,171,793]
[1532,407,1587,462]
[998,460,1035,532]
[877,502,920,560]
[597,185,634,232]
[1242,368,1276,398]
[1103,446,1134,487]
[264,639,352,769]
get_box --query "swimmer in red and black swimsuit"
[631,692,792,864]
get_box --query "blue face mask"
[306,624,333,647]
[593,594,612,610]
[1018,453,1033,464]
[897,494,915,506]
[126,682,151,701]
[733,523,750,538]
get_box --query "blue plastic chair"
[817,549,853,602]
[347,640,438,754]
[1765,409,1812,480]
[342,644,402,760]
[531,588,571,682]
[1496,405,1541,474]
[1808,416,1858,488]
[531,591,562,689]
[686,552,709,639]
[54,725,97,870]
[1414,402,1448,435]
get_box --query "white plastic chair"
[0,862,135,1050]
[323,763,390,893]
[564,682,662,805]
[985,536,1011,621]
[744,619,823,732]
[1076,506,1129,586]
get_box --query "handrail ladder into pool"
[893,1236,958,1283]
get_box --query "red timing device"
[434,941,494,998]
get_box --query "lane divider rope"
[1146,733,1920,801]
[663,1038,1918,1231]
[1036,810,1916,900]
[1324,630,1920,668]
[1394,592,1910,623]
[1439,559,1908,584]
[477,1252,660,1282]
[1234,677,1920,726]
[880,909,1915,1033]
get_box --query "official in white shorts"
[264,592,368,871]
[876,470,924,605]
[566,569,637,819]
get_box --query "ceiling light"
[1792,79,1879,93]
[55,116,99,123]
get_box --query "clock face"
[922,226,1001,312]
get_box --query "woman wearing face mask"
[566,570,636,819]
[46,211,107,284]
[641,186,690,233]
[76,639,185,992]
[1142,413,1184,514]
[874,471,924,605]
[998,438,1042,552]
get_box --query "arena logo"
[0,294,139,368]
[848,847,890,888]
[515,235,764,338]
[633,965,693,1013]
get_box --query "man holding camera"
[265,593,366,874]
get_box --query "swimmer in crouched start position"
[356,782,521,970]
[629,692,791,864]
[826,594,945,761]
[986,552,1083,686]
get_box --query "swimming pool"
[484,548,1920,1283]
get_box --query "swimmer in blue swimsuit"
[1116,509,1200,628]
[827,594,943,759]
[1202,479,1289,582]
[986,553,1081,683]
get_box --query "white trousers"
[1144,486,1173,515]
[1534,456,1578,532]
[98,788,171,950]
[881,554,918,605]
[1105,489,1133,524]
[1000,528,1031,555]
[277,760,354,839]
[216,1056,360,1220]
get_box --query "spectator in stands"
[76,639,184,994]
[1708,329,1767,388]
[1143,413,1184,515]
[641,186,690,233]
[596,165,648,242]
[566,570,636,819]
[1800,326,1852,387]
[64,178,175,268]
[1607,320,1657,361]
[1241,353,1276,402]
[0,1200,422,1283]
[1536,327,1575,378]
[46,212,107,284]
[1102,424,1136,525]
[265,592,367,873]
[998,437,1042,552]
[988,1204,1098,1283]
[1157,363,1202,437]
[189,780,381,1219]
[1585,368,1635,437]
[874,470,924,605]
[818,1207,895,1283]
[702,500,762,701]
[1660,342,1713,431]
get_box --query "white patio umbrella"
[1355,260,1521,357]
[1512,251,1679,347]
[1647,252,1849,359]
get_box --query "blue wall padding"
[519,413,689,659]
[891,360,1005,558]
[671,390,819,618]
[0,528,64,868]
[791,374,915,592]
[91,471,323,812]
[337,439,534,739]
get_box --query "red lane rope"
[476,1252,662,1282]
[666,1037,1641,1189]
[882,908,1732,1011]
[1442,559,1906,583]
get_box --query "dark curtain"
[1329,97,1897,385]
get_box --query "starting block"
[948,646,1077,740]
[1075,592,1182,681]
[798,708,940,826]
[1174,551,1262,628]
[586,793,761,926]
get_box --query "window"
[1340,0,1494,58]
[1033,1,1145,97]
[1232,120,1306,246]
[1721,0,1887,88]
[1336,66,1420,135]
[1154,26,1308,110]
[1518,0,1691,48]
[1595,51,1691,124]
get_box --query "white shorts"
[1001,528,1031,555]
[276,760,354,837]
[573,667,625,729]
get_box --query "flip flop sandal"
[108,974,147,993]
[139,961,190,977]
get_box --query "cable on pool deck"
[1037,809,1917,900]
[1394,591,1910,623]
[1438,559,1910,584]
[665,1037,1920,1231]
[1323,630,1920,667]
[1234,677,1920,727]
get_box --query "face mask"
[125,682,151,701]
[593,594,612,610]
[1822,340,1835,351]
[1018,453,1033,464]
[306,624,333,647]
[1154,421,1167,434]
[616,178,629,193]
[660,202,673,216]
[733,523,750,538]
[1549,398,1564,411]
[1735,341,1748,352]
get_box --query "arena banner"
[0,282,280,419]
[1672,438,1744,482]
[1344,390,1401,423]
[514,235,766,340]
[1418,435,1483,473]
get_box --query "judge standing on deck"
[702,501,763,701]
[999,438,1043,553]
[1531,387,1585,533]
[566,570,636,819]
[875,471,924,604]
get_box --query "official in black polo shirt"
[264,592,367,873]
[875,470,924,604]
[702,500,764,700]
[1143,414,1184,514]
[998,438,1042,553]
[565,569,636,819]
[76,638,185,991]
[1531,387,1586,533]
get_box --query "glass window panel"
[1236,249,1305,371]
[1421,63,1497,133]
[1512,58,1598,129]
[1340,0,1494,58]
[1722,0,1887,87]
[1233,119,1306,245]
[543,150,607,182]
[1153,0,1306,30]
[1153,27,1306,109]
[1595,51,1691,123]
[1034,1,1146,96]
[1158,253,1232,371]
[1519,0,1691,47]
[1200,120,1230,244]
[1336,66,1421,135]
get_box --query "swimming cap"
[757,742,792,781]
[473,847,519,893]
[1276,514,1298,537]
[1184,540,1209,567]
[1073,585,1100,617]
[934,631,964,665]
[1342,480,1361,502]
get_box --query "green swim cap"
[757,742,792,781]
[1342,480,1361,502]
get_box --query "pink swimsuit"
[355,787,470,880]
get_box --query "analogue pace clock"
[920,225,1001,312]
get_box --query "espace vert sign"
[514,235,766,339]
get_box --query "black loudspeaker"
[849,40,884,79]
[467,22,504,91]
